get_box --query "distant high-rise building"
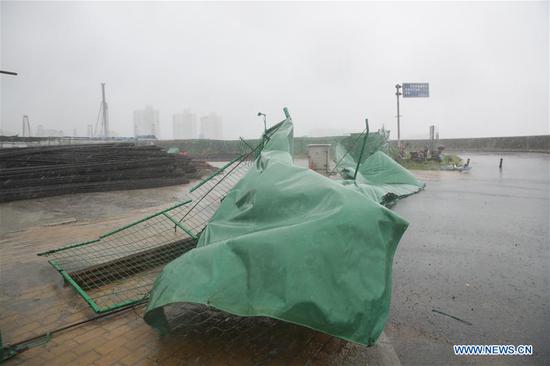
[133,106,160,138]
[199,113,223,140]
[173,109,197,139]
[36,124,63,137]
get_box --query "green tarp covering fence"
[335,141,425,206]
[144,110,424,345]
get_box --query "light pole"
[257,112,266,132]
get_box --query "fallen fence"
[37,122,283,313]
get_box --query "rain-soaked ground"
[388,152,550,365]
[0,153,548,365]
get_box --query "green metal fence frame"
[38,199,194,313]
[37,109,290,314]
[36,140,264,313]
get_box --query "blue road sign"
[403,83,429,98]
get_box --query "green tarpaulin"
[144,114,423,345]
[333,128,390,164]
[335,142,425,206]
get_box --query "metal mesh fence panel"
[38,141,260,313]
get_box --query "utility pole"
[395,84,402,152]
[101,83,109,138]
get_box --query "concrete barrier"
[156,135,550,159]
[393,135,549,153]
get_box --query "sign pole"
[398,82,429,155]
[395,84,402,152]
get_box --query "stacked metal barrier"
[0,143,208,202]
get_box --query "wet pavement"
[0,153,548,365]
[388,152,550,365]
[0,176,217,236]
[0,161,383,366]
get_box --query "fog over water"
[1,1,548,139]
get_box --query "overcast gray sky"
[1,1,548,139]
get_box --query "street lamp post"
[257,112,267,132]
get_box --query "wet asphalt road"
[388,152,550,365]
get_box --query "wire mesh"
[329,128,391,177]
[171,151,256,235]
[38,139,262,313]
